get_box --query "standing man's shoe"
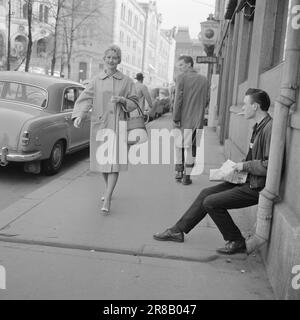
[175,171,183,182]
[153,229,184,243]
[216,240,247,255]
[182,174,192,185]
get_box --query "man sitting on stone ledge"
[153,89,273,255]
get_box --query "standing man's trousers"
[173,182,260,241]
[175,130,198,173]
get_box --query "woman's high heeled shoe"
[101,207,110,214]
[101,199,111,214]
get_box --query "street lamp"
[199,14,219,86]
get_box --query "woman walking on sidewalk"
[72,45,138,214]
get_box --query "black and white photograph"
[0,0,299,303]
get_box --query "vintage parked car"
[148,87,171,121]
[0,72,90,175]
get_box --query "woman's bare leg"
[103,173,119,211]
[102,173,108,188]
[102,173,108,198]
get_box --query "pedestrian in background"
[72,45,138,214]
[173,55,208,185]
[170,83,176,113]
[135,73,153,113]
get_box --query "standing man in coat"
[135,73,153,113]
[173,55,208,185]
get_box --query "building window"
[127,36,131,48]
[0,33,5,58]
[134,15,138,30]
[23,3,28,19]
[121,3,126,20]
[44,6,49,24]
[82,26,88,40]
[39,4,43,22]
[120,31,124,43]
[139,21,144,35]
[133,40,136,50]
[128,9,132,26]
[239,14,254,82]
[38,4,49,23]
[260,0,289,72]
[271,0,290,66]
[79,62,88,82]
[90,27,97,39]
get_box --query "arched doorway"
[37,38,47,57]
[14,35,27,58]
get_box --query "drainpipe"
[246,0,300,253]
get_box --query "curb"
[0,235,222,263]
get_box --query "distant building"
[174,26,208,79]
[61,0,176,86]
[0,0,175,86]
[0,0,55,72]
[138,1,175,87]
[214,0,300,300]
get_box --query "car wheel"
[42,140,65,176]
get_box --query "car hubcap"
[52,144,63,169]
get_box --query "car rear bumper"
[0,147,42,166]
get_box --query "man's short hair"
[135,73,144,81]
[245,88,271,112]
[178,55,194,68]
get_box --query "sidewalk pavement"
[0,114,274,299]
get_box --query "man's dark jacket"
[243,114,273,189]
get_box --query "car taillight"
[22,131,30,146]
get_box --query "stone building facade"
[0,0,55,72]
[213,0,300,299]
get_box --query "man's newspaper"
[210,160,248,184]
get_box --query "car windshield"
[0,81,47,108]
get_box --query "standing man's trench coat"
[173,69,208,147]
[72,71,138,173]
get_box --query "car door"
[61,87,90,150]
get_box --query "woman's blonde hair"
[104,45,122,64]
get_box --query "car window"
[62,87,84,111]
[0,81,47,108]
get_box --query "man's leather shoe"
[153,229,184,243]
[182,174,192,185]
[216,240,247,255]
[175,171,183,181]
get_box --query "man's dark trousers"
[174,182,260,241]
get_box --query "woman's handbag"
[125,100,148,146]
